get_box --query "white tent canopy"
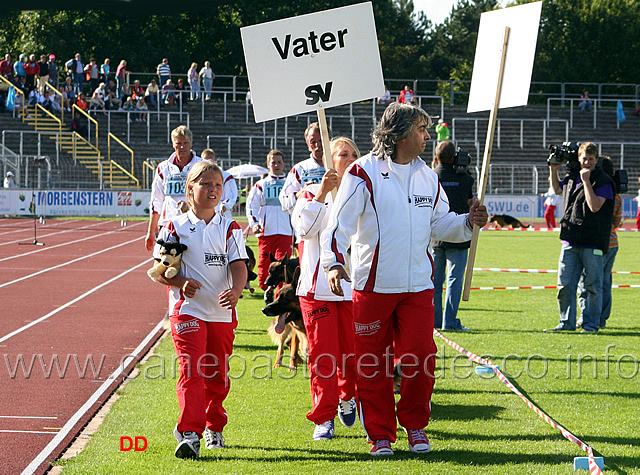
[226,164,269,179]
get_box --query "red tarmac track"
[0,218,168,475]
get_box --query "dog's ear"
[282,253,289,262]
[178,243,188,253]
[269,252,276,263]
[156,238,165,246]
[291,266,301,287]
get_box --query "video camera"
[614,169,628,194]
[454,147,471,174]
[547,142,579,166]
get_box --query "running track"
[0,218,168,475]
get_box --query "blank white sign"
[241,2,385,123]
[467,1,543,113]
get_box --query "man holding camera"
[431,141,474,331]
[544,142,614,334]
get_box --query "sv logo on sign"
[305,82,333,105]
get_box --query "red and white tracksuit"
[154,210,248,437]
[246,174,293,289]
[149,151,203,227]
[292,184,356,425]
[321,152,472,443]
[217,170,238,220]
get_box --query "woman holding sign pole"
[321,103,487,455]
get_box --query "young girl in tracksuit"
[291,137,360,440]
[152,160,248,459]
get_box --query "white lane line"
[0,258,151,344]
[0,221,144,260]
[1,220,121,246]
[0,236,144,289]
[21,318,165,475]
[0,416,58,419]
[0,430,58,434]
[0,219,68,235]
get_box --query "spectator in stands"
[88,90,105,112]
[435,119,450,142]
[100,58,110,84]
[188,62,200,100]
[431,141,474,332]
[13,54,26,84]
[398,85,415,105]
[115,59,129,98]
[162,79,175,104]
[36,55,49,94]
[62,76,74,111]
[0,54,13,82]
[201,148,238,219]
[157,58,171,87]
[71,110,88,138]
[245,87,252,104]
[4,171,17,188]
[146,79,159,107]
[122,96,136,121]
[199,61,214,100]
[47,54,58,87]
[105,79,122,110]
[24,54,39,91]
[94,82,108,107]
[131,79,145,101]
[175,78,187,105]
[246,149,293,292]
[75,91,88,111]
[137,96,148,122]
[377,84,392,105]
[121,81,132,102]
[84,58,99,94]
[579,90,592,112]
[65,53,84,95]
[27,87,41,106]
[43,88,62,114]
[145,125,203,251]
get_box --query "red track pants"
[299,296,357,424]
[352,289,436,443]
[257,234,293,290]
[544,205,557,228]
[170,313,237,436]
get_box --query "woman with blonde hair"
[188,62,200,100]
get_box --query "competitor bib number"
[165,173,187,197]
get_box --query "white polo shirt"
[155,210,248,322]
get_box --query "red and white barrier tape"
[433,329,602,474]
[470,284,640,291]
[474,267,639,275]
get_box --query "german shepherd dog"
[244,245,258,293]
[263,253,299,304]
[261,267,308,370]
[489,214,530,229]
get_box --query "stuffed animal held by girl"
[147,239,188,281]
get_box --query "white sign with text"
[467,1,542,113]
[241,2,385,123]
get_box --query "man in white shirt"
[246,150,293,291]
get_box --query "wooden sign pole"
[462,26,511,301]
[316,108,336,198]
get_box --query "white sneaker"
[203,428,225,449]
[174,431,200,459]
[313,419,334,440]
[338,398,357,427]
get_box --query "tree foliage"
[0,0,639,85]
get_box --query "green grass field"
[56,230,640,474]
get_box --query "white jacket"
[292,184,351,301]
[218,170,238,220]
[149,152,203,226]
[246,174,292,236]
[279,156,325,213]
[321,153,472,294]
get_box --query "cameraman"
[544,142,615,333]
[431,141,474,331]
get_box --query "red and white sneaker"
[370,439,394,456]
[405,428,431,453]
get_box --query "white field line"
[0,220,144,262]
[21,318,165,475]
[0,258,150,344]
[0,219,69,235]
[0,236,145,290]
[1,220,120,246]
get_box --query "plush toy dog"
[147,239,188,281]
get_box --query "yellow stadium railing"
[72,104,99,147]
[0,75,26,119]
